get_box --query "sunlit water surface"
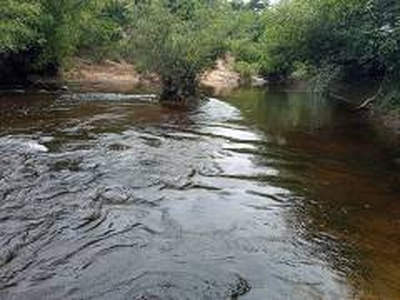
[0,87,399,299]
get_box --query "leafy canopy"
[125,0,232,100]
[0,1,42,53]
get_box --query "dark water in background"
[0,87,399,299]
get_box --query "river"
[0,87,399,299]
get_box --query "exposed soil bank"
[64,58,140,82]
[63,57,240,94]
[201,56,240,93]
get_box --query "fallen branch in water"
[355,95,376,110]
[330,90,379,112]
[355,82,384,111]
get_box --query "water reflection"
[226,87,400,299]
[0,88,399,299]
[226,88,334,133]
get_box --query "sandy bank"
[63,57,240,94]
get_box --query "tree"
[0,1,43,84]
[126,0,231,102]
[0,1,41,53]
[1,0,124,83]
[36,0,102,73]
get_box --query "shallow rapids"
[0,89,400,299]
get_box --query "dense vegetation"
[241,0,399,111]
[0,0,125,83]
[1,0,399,107]
[233,0,400,109]
[125,0,231,100]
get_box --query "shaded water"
[0,87,399,299]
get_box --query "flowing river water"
[0,87,399,299]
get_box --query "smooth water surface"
[0,87,399,299]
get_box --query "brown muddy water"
[0,87,399,299]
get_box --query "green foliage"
[260,0,400,79]
[2,0,399,110]
[36,0,90,69]
[249,0,400,108]
[1,0,233,90]
[77,0,130,62]
[226,3,267,82]
[0,1,42,53]
[125,0,231,100]
[1,0,126,78]
[234,61,259,83]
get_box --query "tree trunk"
[160,74,198,102]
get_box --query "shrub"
[125,0,231,101]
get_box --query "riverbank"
[4,57,399,141]
[329,82,400,142]
[63,57,241,94]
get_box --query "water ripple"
[0,93,371,299]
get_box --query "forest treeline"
[1,0,399,105]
